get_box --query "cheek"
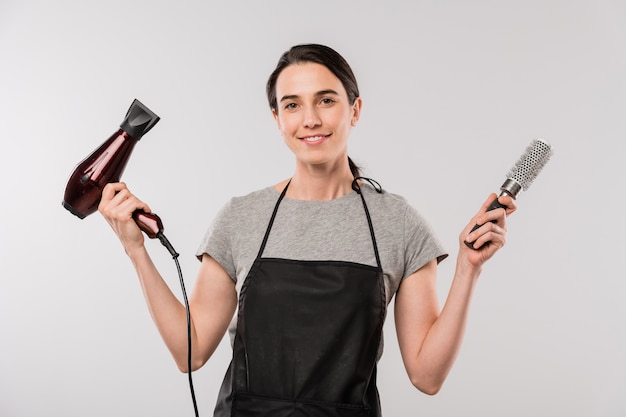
[277,115,298,137]
[334,111,354,131]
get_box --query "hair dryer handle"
[132,210,179,258]
[132,210,163,239]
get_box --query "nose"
[303,105,321,128]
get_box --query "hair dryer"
[62,99,174,251]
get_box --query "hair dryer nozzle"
[120,99,160,140]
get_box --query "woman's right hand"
[98,182,152,254]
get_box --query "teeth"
[303,135,324,142]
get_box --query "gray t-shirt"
[196,183,448,350]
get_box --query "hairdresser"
[99,43,516,416]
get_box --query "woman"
[99,44,516,416]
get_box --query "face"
[272,62,362,171]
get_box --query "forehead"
[276,62,347,97]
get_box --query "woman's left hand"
[460,193,517,267]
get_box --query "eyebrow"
[279,89,340,103]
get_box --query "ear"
[351,97,363,126]
[272,108,281,129]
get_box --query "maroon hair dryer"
[62,99,172,245]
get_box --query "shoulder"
[360,183,414,216]
[231,185,277,204]
[197,185,279,260]
[361,182,440,244]
[207,186,278,234]
[222,185,278,214]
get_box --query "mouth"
[299,133,331,144]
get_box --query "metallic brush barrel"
[501,139,553,199]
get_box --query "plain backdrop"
[1,1,625,416]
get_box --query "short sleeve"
[195,199,237,281]
[402,204,448,279]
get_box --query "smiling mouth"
[300,134,330,142]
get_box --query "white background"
[1,1,625,416]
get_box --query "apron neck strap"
[257,179,291,258]
[352,177,383,271]
[258,178,384,271]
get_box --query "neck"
[278,161,355,201]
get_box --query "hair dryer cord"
[133,210,198,416]
[170,248,199,417]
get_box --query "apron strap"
[257,179,291,258]
[258,177,384,272]
[352,177,383,272]
[352,177,382,194]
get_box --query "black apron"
[230,179,386,417]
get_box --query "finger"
[99,182,129,214]
[464,223,488,248]
[109,187,135,207]
[464,193,508,249]
[468,223,506,250]
[481,205,508,226]
[497,195,517,215]
[477,192,516,225]
[472,193,500,224]
[112,193,152,218]
[101,182,127,201]
[465,214,505,241]
[479,193,499,213]
[99,183,151,216]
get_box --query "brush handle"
[464,198,507,249]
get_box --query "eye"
[283,102,299,111]
[319,97,335,106]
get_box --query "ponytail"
[348,156,361,178]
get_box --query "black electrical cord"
[158,232,200,417]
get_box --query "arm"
[98,182,237,372]
[394,193,516,395]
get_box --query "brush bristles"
[506,139,553,191]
